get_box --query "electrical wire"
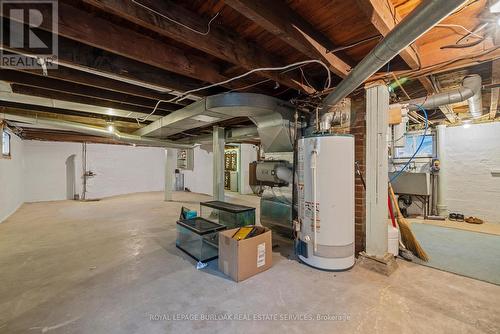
[389,104,428,183]
[299,67,315,89]
[328,35,382,53]
[131,0,220,36]
[136,60,332,123]
[434,24,484,39]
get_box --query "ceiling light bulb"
[107,125,114,132]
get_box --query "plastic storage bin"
[176,217,226,262]
[200,201,255,229]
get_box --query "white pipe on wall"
[436,124,448,216]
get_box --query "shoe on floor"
[465,216,484,224]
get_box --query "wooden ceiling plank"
[9,84,171,117]
[1,3,261,92]
[357,0,420,69]
[356,0,435,93]
[224,0,351,78]
[83,0,314,93]
[0,70,180,112]
[18,66,187,103]
[0,28,211,97]
[0,103,147,126]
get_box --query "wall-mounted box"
[177,149,194,170]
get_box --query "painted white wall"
[182,146,213,195]
[84,144,165,199]
[23,141,167,202]
[0,131,24,222]
[23,141,83,202]
[445,122,500,223]
[239,144,258,195]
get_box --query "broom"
[389,184,429,262]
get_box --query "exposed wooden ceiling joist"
[357,0,421,69]
[16,128,129,145]
[224,0,352,78]
[18,66,189,102]
[83,0,315,94]
[2,3,267,92]
[356,0,438,96]
[0,33,212,98]
[0,105,144,130]
[0,70,180,112]
[9,84,171,117]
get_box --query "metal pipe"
[0,113,196,149]
[321,0,467,108]
[403,75,482,118]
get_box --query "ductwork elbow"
[404,74,482,119]
[463,75,482,118]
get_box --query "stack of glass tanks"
[200,201,255,229]
[176,217,226,262]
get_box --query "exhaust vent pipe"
[403,75,483,118]
[321,0,467,108]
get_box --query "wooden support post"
[365,84,389,257]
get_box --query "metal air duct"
[136,93,296,152]
[402,75,483,118]
[321,0,467,108]
[0,113,195,149]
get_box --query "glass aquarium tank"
[200,201,256,229]
[176,217,226,262]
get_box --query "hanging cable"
[136,59,332,123]
[434,24,484,38]
[389,104,428,183]
[131,0,220,36]
[328,35,382,53]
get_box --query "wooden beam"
[0,104,146,128]
[0,70,180,112]
[19,65,188,103]
[83,0,314,93]
[369,47,500,84]
[18,129,130,145]
[224,0,351,78]
[1,4,267,92]
[356,0,439,97]
[10,84,171,117]
[357,0,420,69]
[490,59,499,119]
[0,29,214,97]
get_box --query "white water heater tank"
[297,134,355,270]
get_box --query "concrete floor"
[1,192,499,334]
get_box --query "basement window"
[2,131,11,157]
[394,133,435,159]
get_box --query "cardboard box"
[218,227,272,282]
